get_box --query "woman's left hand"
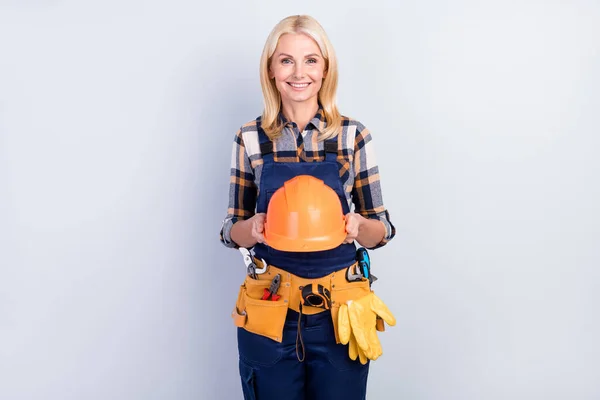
[344,212,365,244]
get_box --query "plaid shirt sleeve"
[351,122,396,249]
[219,128,258,248]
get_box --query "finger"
[346,223,359,237]
[348,332,359,361]
[345,227,358,242]
[344,215,355,232]
[255,218,264,233]
[338,304,351,344]
[358,347,368,365]
[344,218,356,234]
[354,337,369,365]
[344,234,355,244]
[366,329,382,360]
[252,223,265,243]
[371,294,397,326]
[348,303,369,352]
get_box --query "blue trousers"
[237,309,370,399]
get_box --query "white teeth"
[290,83,309,88]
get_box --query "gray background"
[1,0,599,399]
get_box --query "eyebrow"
[277,53,322,58]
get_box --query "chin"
[286,93,318,103]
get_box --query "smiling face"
[269,33,327,108]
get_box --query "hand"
[249,213,266,244]
[344,212,365,244]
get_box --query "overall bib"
[236,118,370,400]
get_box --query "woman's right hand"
[249,213,266,244]
[230,213,267,248]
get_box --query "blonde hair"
[259,15,341,141]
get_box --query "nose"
[293,63,305,79]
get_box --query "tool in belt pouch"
[301,284,331,309]
[231,247,379,343]
[346,247,385,332]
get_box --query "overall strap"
[256,117,275,164]
[324,138,338,162]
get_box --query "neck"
[281,100,319,133]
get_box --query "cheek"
[313,76,324,91]
[270,66,282,80]
[274,73,290,86]
[310,70,325,84]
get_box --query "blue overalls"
[237,118,370,400]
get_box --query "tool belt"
[231,259,372,343]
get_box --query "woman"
[219,15,396,400]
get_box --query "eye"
[281,58,293,64]
[307,58,318,64]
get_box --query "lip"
[287,82,311,90]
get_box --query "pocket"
[243,292,288,342]
[238,277,290,342]
[239,355,258,398]
[336,153,353,188]
[326,339,371,372]
[331,278,371,304]
[330,279,371,343]
[238,326,284,367]
[232,284,247,327]
[265,189,276,210]
[232,307,246,328]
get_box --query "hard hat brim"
[265,226,347,252]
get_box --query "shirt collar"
[278,105,326,133]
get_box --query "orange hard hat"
[264,175,347,252]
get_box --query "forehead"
[274,33,322,56]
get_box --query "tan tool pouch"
[328,270,372,344]
[232,274,291,342]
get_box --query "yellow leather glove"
[338,303,368,364]
[347,292,396,361]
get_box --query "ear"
[268,65,275,79]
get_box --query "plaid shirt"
[220,108,396,249]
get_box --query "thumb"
[370,294,396,327]
[255,217,265,233]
